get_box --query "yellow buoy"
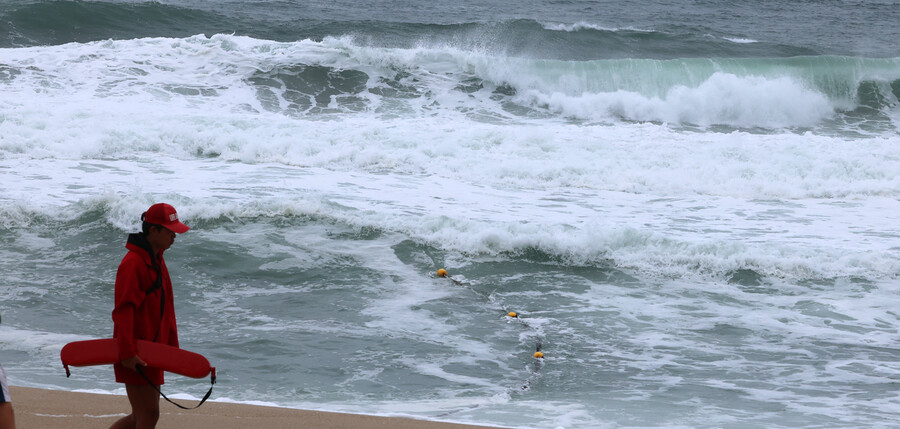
[507,312,518,318]
[533,351,544,359]
[437,269,448,277]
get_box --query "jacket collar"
[126,233,161,266]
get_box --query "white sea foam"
[1,80,897,202]
[2,156,898,281]
[541,21,655,33]
[724,37,758,44]
[0,33,894,361]
[516,72,834,127]
[0,326,85,350]
[0,34,886,133]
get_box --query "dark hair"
[140,211,163,235]
[142,221,163,235]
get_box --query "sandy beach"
[9,386,503,429]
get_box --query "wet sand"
[9,386,503,429]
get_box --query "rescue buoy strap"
[135,366,215,410]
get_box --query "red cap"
[142,203,190,234]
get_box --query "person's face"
[147,225,176,252]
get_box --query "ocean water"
[1,0,899,427]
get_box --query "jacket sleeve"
[112,256,147,361]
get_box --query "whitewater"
[2,1,900,427]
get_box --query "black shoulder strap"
[125,234,168,354]
[146,264,163,295]
[144,263,166,343]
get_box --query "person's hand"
[120,355,147,371]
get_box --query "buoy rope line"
[436,268,545,392]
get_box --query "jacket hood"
[126,233,159,266]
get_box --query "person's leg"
[0,402,14,429]
[0,365,13,429]
[109,412,134,429]
[109,384,160,429]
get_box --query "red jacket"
[112,234,179,364]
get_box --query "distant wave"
[0,35,897,131]
[0,1,816,59]
[0,0,227,47]
[539,21,655,33]
[542,22,759,47]
[723,37,758,44]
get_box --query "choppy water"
[1,1,899,428]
